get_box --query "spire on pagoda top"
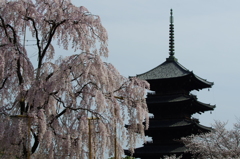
[167,9,177,62]
[134,9,213,90]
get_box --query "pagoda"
[126,9,215,159]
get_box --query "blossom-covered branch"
[0,0,149,158]
[182,121,240,158]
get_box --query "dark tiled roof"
[148,119,192,128]
[125,144,186,156]
[147,119,212,131]
[146,94,215,111]
[136,60,190,80]
[147,94,190,103]
[135,60,213,87]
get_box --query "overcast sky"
[68,0,240,129]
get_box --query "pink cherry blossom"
[0,0,149,158]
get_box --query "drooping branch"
[75,81,99,96]
[6,24,17,44]
[41,19,66,59]
[31,128,39,154]
[0,16,10,41]
[55,108,66,119]
[26,17,41,54]
[0,16,22,54]
[17,58,24,85]
[0,77,8,89]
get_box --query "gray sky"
[70,0,240,129]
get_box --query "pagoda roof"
[136,59,213,87]
[147,94,215,112]
[125,144,186,157]
[147,94,196,103]
[136,60,189,80]
[126,119,212,135]
[147,119,212,131]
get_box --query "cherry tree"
[0,0,149,158]
[182,121,240,159]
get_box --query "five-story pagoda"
[126,9,215,159]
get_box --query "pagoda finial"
[167,9,177,62]
[170,9,173,23]
[169,9,174,57]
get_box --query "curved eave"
[125,145,186,157]
[195,122,213,132]
[135,60,191,80]
[195,100,216,112]
[147,119,212,131]
[192,73,213,89]
[144,72,213,91]
[125,119,212,133]
[147,119,192,128]
[147,94,215,112]
[147,94,190,104]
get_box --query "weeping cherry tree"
[0,0,149,158]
